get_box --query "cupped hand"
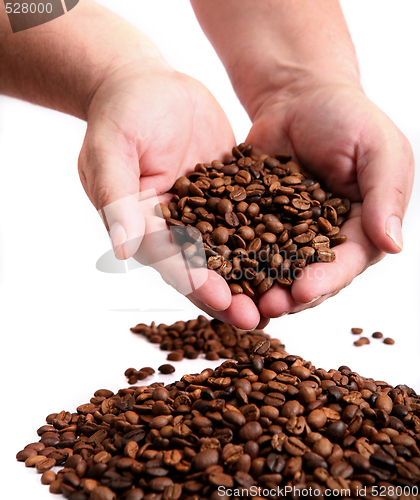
[78,64,262,329]
[246,82,414,317]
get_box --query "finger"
[255,314,270,330]
[357,118,414,254]
[188,294,262,331]
[78,128,143,259]
[187,268,233,312]
[259,204,384,316]
[136,209,232,311]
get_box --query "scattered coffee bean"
[384,337,396,345]
[130,315,286,362]
[351,327,363,335]
[354,337,370,347]
[372,331,384,339]
[158,364,175,374]
[124,366,156,384]
[17,319,419,498]
[160,144,350,299]
[167,351,184,362]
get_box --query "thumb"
[358,125,414,255]
[78,132,144,260]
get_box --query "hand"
[78,64,263,329]
[245,81,414,317]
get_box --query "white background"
[1,1,419,498]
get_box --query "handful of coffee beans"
[17,323,420,499]
[157,144,351,300]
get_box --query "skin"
[0,0,414,329]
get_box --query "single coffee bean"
[353,337,370,347]
[158,364,175,374]
[316,247,336,262]
[167,351,183,362]
[16,449,38,461]
[35,457,56,473]
[253,340,270,356]
[372,331,384,339]
[41,470,56,485]
[383,337,395,345]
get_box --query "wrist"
[232,58,363,121]
[85,54,172,121]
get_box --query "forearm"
[0,0,168,120]
[191,0,361,119]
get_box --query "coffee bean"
[158,364,175,375]
[192,449,219,471]
[252,340,270,356]
[372,331,384,339]
[35,457,56,473]
[351,327,363,335]
[316,247,336,262]
[155,203,171,220]
[383,337,395,345]
[41,470,56,485]
[167,351,183,362]
[325,420,347,443]
[375,394,393,414]
[16,448,38,461]
[90,486,117,500]
[354,337,370,347]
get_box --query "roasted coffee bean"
[158,364,175,375]
[41,470,56,485]
[316,247,336,262]
[383,337,395,345]
[372,331,384,339]
[354,337,370,347]
[167,351,183,362]
[16,448,38,461]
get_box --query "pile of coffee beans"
[351,328,395,348]
[130,315,286,362]
[157,144,351,301]
[17,341,420,499]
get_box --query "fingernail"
[296,296,321,305]
[307,296,321,304]
[280,311,289,317]
[203,303,226,312]
[386,215,403,251]
[109,222,127,259]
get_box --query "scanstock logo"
[3,0,79,33]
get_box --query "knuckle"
[95,184,112,211]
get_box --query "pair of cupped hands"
[78,64,414,331]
